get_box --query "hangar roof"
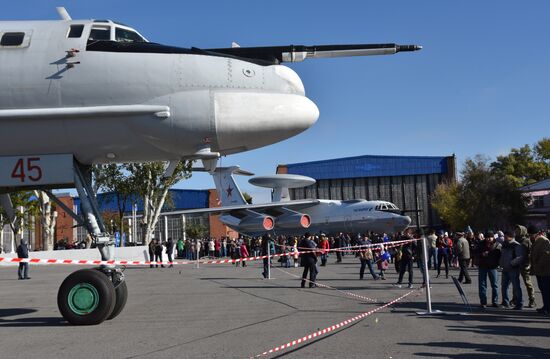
[280,154,452,180]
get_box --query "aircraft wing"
[166,199,320,216]
[205,43,422,64]
[0,105,170,120]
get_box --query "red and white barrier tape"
[250,289,418,358]
[274,267,378,303]
[0,238,419,267]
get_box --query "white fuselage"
[221,199,411,236]
[0,20,318,165]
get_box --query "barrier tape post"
[416,235,447,316]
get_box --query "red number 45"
[11,157,43,183]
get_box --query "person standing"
[436,231,451,278]
[477,231,501,308]
[240,241,249,267]
[261,234,274,278]
[319,234,330,266]
[334,234,343,263]
[165,237,174,268]
[17,238,30,280]
[148,239,156,268]
[176,238,184,259]
[530,228,550,315]
[454,231,472,284]
[395,231,415,289]
[358,236,378,280]
[515,225,536,308]
[500,231,525,309]
[154,239,164,268]
[299,233,318,288]
[426,229,438,270]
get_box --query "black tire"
[57,269,116,325]
[107,280,128,320]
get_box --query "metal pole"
[421,235,432,313]
[267,239,271,279]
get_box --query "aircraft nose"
[214,92,319,153]
[403,216,412,227]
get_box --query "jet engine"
[275,211,311,229]
[237,214,275,232]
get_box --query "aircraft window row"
[68,25,84,38]
[0,32,25,46]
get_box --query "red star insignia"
[226,185,233,197]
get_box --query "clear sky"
[3,1,550,202]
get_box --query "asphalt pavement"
[1,256,548,359]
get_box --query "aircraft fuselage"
[0,20,318,165]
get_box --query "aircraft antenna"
[56,7,72,20]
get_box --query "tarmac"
[1,256,549,359]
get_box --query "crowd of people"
[153,224,549,316]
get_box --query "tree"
[185,222,208,239]
[243,192,253,204]
[0,192,39,250]
[432,155,528,231]
[93,164,134,245]
[33,190,57,251]
[431,181,468,230]
[126,161,192,244]
[491,138,550,187]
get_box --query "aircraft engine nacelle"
[275,213,311,229]
[238,215,275,232]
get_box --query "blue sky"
[4,1,550,202]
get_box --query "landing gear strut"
[53,161,128,325]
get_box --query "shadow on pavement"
[0,316,65,327]
[0,308,37,318]
[400,341,550,358]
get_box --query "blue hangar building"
[277,154,457,229]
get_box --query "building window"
[1,32,25,46]
[533,196,544,209]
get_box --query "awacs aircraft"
[171,167,412,236]
[0,7,421,325]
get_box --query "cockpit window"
[115,27,145,43]
[89,26,111,41]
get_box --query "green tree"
[243,192,253,204]
[185,222,207,239]
[93,164,135,244]
[432,155,528,231]
[491,138,550,187]
[126,161,192,244]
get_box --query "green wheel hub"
[67,283,100,315]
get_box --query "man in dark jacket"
[334,233,343,263]
[477,232,501,308]
[165,237,174,268]
[515,225,536,308]
[500,231,525,309]
[17,238,30,280]
[299,233,318,288]
[154,239,164,268]
[261,234,275,278]
[394,230,416,289]
[530,228,550,315]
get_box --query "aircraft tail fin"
[208,167,253,206]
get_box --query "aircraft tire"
[57,269,116,325]
[107,280,128,320]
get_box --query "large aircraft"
[172,167,412,236]
[0,7,421,325]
